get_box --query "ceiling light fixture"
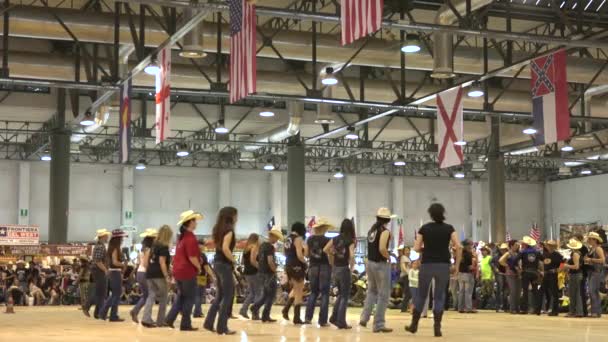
[454,172,465,179]
[263,163,275,171]
[467,82,485,98]
[40,152,51,161]
[561,144,574,152]
[454,140,467,146]
[144,59,160,76]
[333,169,345,179]
[259,110,275,118]
[523,127,537,135]
[215,120,229,134]
[401,34,421,53]
[80,112,96,126]
[394,155,406,166]
[344,126,358,140]
[580,169,592,175]
[176,145,190,157]
[321,67,338,86]
[135,159,147,170]
[564,161,585,167]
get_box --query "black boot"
[282,297,294,320]
[405,309,421,334]
[293,305,303,325]
[433,311,443,337]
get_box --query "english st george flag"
[229,0,257,103]
[341,0,384,46]
[118,78,132,164]
[437,86,464,169]
[530,50,570,145]
[155,46,171,144]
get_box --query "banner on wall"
[559,222,600,242]
[0,225,40,245]
[1,244,92,257]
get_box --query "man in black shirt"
[517,236,544,315]
[492,243,509,312]
[540,240,563,316]
[251,227,283,322]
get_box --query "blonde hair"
[156,225,173,247]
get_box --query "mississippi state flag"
[437,86,464,169]
[155,46,171,144]
[531,50,570,145]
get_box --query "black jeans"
[399,275,411,311]
[204,262,235,333]
[520,271,541,314]
[166,277,197,329]
[541,272,559,314]
[89,268,107,318]
[580,272,589,316]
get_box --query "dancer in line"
[564,238,583,317]
[458,240,476,313]
[398,246,412,313]
[305,218,333,326]
[193,239,214,318]
[282,222,307,324]
[518,236,543,315]
[77,255,91,314]
[360,208,394,333]
[141,225,173,328]
[541,240,562,316]
[492,243,509,313]
[325,218,356,329]
[251,227,283,322]
[239,233,260,319]
[99,229,128,322]
[406,203,462,337]
[584,232,605,318]
[130,228,157,323]
[204,207,238,335]
[166,210,204,331]
[83,229,110,318]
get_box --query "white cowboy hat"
[521,235,537,247]
[586,232,604,244]
[177,210,204,226]
[376,207,397,219]
[139,228,158,238]
[268,226,284,241]
[312,217,335,230]
[566,238,582,250]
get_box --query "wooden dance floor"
[2,306,607,342]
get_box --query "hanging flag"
[229,0,257,103]
[530,49,570,145]
[398,218,404,246]
[307,216,316,235]
[266,216,275,231]
[341,0,384,46]
[529,223,541,242]
[155,46,171,144]
[506,231,512,242]
[437,86,464,169]
[118,78,132,164]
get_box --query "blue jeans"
[193,285,206,316]
[360,261,390,330]
[251,272,277,320]
[240,274,260,316]
[457,273,474,312]
[204,262,234,333]
[415,263,450,315]
[330,266,351,327]
[166,277,197,329]
[131,272,148,316]
[100,270,122,320]
[588,272,602,316]
[305,264,331,324]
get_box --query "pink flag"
[155,46,171,144]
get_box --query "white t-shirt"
[400,255,411,277]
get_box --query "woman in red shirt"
[165,210,203,331]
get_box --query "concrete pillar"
[48,88,70,243]
[344,175,358,234]
[18,162,30,226]
[488,115,506,242]
[391,176,404,245]
[121,166,134,227]
[470,180,484,241]
[271,172,283,229]
[287,144,305,226]
[218,169,231,208]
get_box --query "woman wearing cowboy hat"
[584,232,605,318]
[304,217,333,327]
[166,210,204,331]
[360,208,395,333]
[130,229,157,323]
[99,229,128,322]
[83,229,111,318]
[250,226,283,322]
[517,235,544,315]
[564,238,584,317]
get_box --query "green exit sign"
[20,209,28,217]
[125,211,133,219]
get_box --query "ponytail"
[178,225,187,241]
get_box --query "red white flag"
[341,0,384,46]
[229,0,257,103]
[398,219,404,246]
[437,86,464,169]
[155,46,171,144]
[530,223,541,242]
[307,216,316,235]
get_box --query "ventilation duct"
[179,5,206,59]
[242,101,303,151]
[315,86,335,124]
[432,0,494,79]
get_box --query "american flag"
[397,218,404,246]
[118,78,131,164]
[267,216,275,231]
[341,0,384,46]
[530,223,541,242]
[229,0,257,103]
[155,46,171,144]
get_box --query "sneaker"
[373,327,393,333]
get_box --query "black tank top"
[333,235,352,267]
[215,231,235,264]
[285,233,305,267]
[307,235,330,266]
[568,252,582,274]
[368,225,388,262]
[242,249,257,275]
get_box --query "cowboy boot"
[405,309,421,334]
[293,305,304,325]
[433,311,444,337]
[282,297,294,320]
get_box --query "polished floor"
[1,306,607,341]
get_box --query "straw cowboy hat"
[499,243,509,250]
[376,207,397,219]
[139,228,158,238]
[268,226,284,241]
[521,235,537,247]
[177,210,204,226]
[586,232,604,244]
[111,229,128,239]
[566,238,582,250]
[95,228,111,238]
[545,240,558,247]
[397,245,405,250]
[312,217,335,230]
[78,254,90,262]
